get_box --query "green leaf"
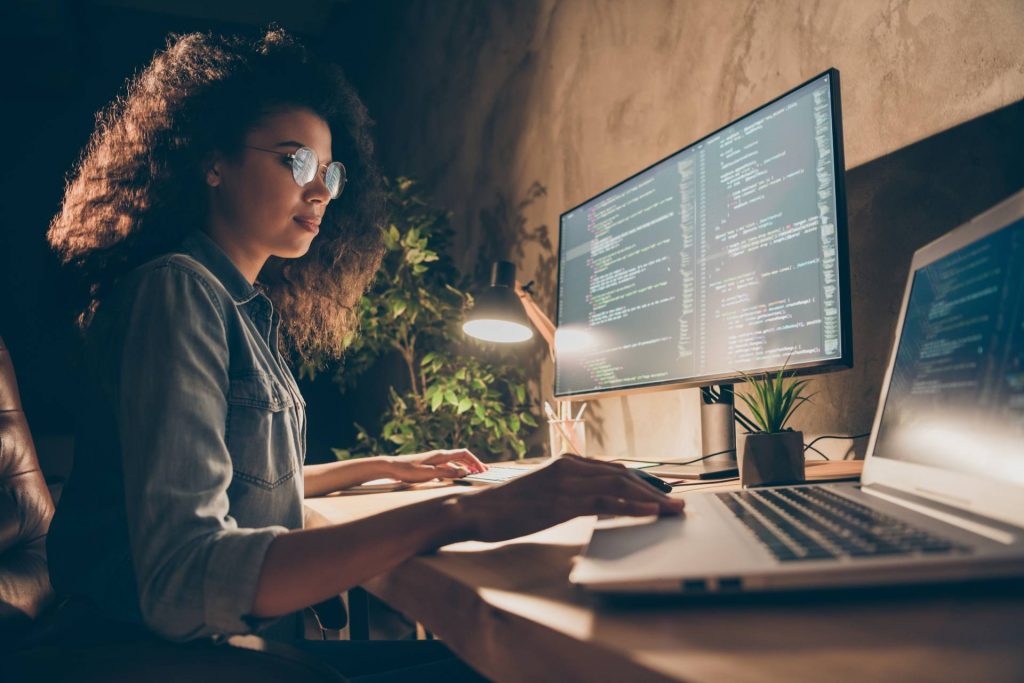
[324,176,544,462]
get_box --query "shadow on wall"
[819,96,1024,458]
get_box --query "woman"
[45,28,682,679]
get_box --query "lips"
[294,216,321,233]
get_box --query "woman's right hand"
[453,454,685,543]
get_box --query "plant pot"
[740,431,805,487]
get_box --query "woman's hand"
[452,454,685,542]
[383,449,488,483]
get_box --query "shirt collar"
[178,230,262,305]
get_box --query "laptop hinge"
[862,483,1020,545]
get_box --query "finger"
[552,454,629,477]
[443,450,487,473]
[424,450,487,473]
[592,495,662,517]
[575,473,672,503]
[435,464,470,479]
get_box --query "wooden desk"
[305,467,1024,683]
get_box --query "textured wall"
[342,0,1024,460]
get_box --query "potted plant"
[736,365,814,487]
[300,177,539,461]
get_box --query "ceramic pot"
[740,431,805,487]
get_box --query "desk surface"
[305,464,1024,683]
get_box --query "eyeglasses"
[245,145,347,199]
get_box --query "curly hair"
[47,28,386,360]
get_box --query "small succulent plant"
[737,363,814,434]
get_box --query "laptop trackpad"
[575,496,765,586]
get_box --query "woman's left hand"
[384,449,487,483]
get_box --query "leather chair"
[0,335,55,641]
[0,335,346,681]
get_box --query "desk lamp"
[463,261,579,452]
[462,261,555,358]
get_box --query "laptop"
[570,188,1024,594]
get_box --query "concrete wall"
[338,0,1024,460]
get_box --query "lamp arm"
[514,281,556,358]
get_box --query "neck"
[204,220,267,284]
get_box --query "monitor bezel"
[862,188,1024,529]
[554,68,853,400]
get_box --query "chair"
[0,334,55,642]
[0,335,346,681]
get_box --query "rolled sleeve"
[116,263,285,640]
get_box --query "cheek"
[235,169,299,223]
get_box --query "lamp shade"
[462,261,534,343]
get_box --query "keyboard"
[716,486,971,562]
[461,465,535,485]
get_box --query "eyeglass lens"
[291,147,346,199]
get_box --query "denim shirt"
[48,230,307,641]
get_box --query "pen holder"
[548,418,586,457]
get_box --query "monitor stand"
[649,385,740,480]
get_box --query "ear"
[204,153,224,187]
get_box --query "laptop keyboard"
[462,465,533,484]
[716,486,971,562]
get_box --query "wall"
[333,0,1024,460]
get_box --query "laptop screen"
[872,218,1024,484]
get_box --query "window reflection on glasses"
[245,145,347,199]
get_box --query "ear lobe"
[204,153,224,187]
[205,164,221,187]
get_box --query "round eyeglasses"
[245,145,347,199]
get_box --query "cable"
[803,432,872,461]
[658,448,737,467]
[678,447,736,466]
[805,432,871,449]
[804,444,831,461]
[733,408,760,434]
[670,476,738,487]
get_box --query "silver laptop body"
[571,189,1024,594]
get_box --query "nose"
[303,168,332,204]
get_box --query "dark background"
[0,1,435,476]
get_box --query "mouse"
[631,468,673,493]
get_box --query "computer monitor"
[554,69,852,469]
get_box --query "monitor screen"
[872,218,1024,484]
[555,70,851,398]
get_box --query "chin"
[276,239,315,260]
